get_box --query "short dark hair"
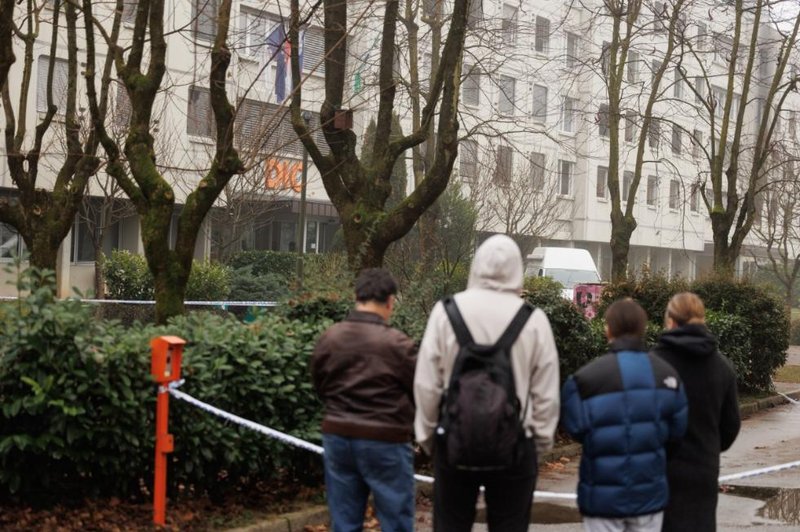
[604,298,648,339]
[355,268,398,303]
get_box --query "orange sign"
[265,158,303,192]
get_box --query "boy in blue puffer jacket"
[561,299,688,532]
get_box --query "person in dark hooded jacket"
[652,292,741,532]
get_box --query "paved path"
[415,398,800,531]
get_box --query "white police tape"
[164,381,800,501]
[0,295,279,307]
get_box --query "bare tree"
[686,0,800,276]
[0,0,13,89]
[83,0,244,323]
[288,0,472,271]
[0,0,110,276]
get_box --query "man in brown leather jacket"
[311,268,417,532]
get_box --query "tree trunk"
[610,211,636,280]
[711,215,737,278]
[152,268,189,325]
[94,251,106,299]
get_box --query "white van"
[524,247,601,300]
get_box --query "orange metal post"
[150,336,185,527]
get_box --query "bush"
[597,268,689,323]
[705,310,753,388]
[693,275,788,391]
[228,250,297,278]
[523,275,564,301]
[105,251,233,302]
[103,250,154,300]
[185,261,232,301]
[228,268,290,302]
[524,288,600,383]
[0,268,328,502]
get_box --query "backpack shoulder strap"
[494,303,535,352]
[442,296,475,347]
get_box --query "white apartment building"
[1,0,794,295]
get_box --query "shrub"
[0,268,328,502]
[597,268,689,323]
[103,250,154,300]
[524,289,600,383]
[705,310,753,388]
[105,251,233,302]
[185,261,232,301]
[228,267,290,302]
[523,275,564,301]
[228,250,297,278]
[692,275,788,391]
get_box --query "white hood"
[467,234,523,293]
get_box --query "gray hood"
[467,235,523,293]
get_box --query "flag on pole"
[266,22,286,101]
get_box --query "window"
[559,160,574,196]
[622,171,633,202]
[648,118,660,148]
[36,55,68,114]
[122,0,137,24]
[236,98,326,156]
[625,110,636,142]
[462,65,481,106]
[692,129,702,158]
[498,76,515,115]
[627,50,640,83]
[669,179,680,209]
[532,84,548,122]
[243,10,268,58]
[598,103,610,137]
[535,16,550,54]
[303,27,326,75]
[187,85,214,138]
[690,184,699,212]
[467,0,483,29]
[647,175,658,206]
[495,145,513,185]
[460,139,479,181]
[0,223,24,260]
[566,32,579,69]
[673,67,683,98]
[501,4,518,45]
[596,166,608,198]
[697,22,707,49]
[601,41,611,76]
[71,209,120,263]
[671,123,682,154]
[694,76,704,105]
[192,0,218,41]
[422,0,437,17]
[530,152,546,190]
[562,97,577,133]
[653,2,666,33]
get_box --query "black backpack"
[436,297,533,471]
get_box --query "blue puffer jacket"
[561,337,688,518]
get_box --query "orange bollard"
[150,336,186,526]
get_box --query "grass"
[775,364,800,383]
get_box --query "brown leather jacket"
[311,310,417,443]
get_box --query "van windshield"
[546,268,601,288]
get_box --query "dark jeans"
[433,438,537,532]
[322,434,414,532]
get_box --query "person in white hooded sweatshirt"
[414,234,560,532]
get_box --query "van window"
[546,268,601,288]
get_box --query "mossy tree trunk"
[0,1,106,282]
[288,0,470,274]
[83,0,243,324]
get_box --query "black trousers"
[433,439,537,532]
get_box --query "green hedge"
[600,271,788,391]
[228,250,297,278]
[104,250,232,302]
[0,269,325,502]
